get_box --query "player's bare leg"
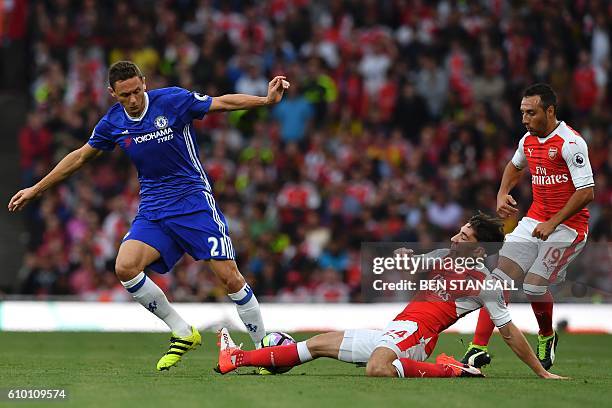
[305,332,344,358]
[116,239,200,371]
[464,255,524,367]
[524,272,558,369]
[208,259,266,346]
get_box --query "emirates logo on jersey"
[548,147,558,160]
[532,165,569,185]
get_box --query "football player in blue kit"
[9,61,290,371]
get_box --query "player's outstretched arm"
[208,76,289,112]
[497,162,524,218]
[8,143,102,212]
[498,322,567,379]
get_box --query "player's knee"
[497,256,525,281]
[224,277,245,293]
[214,263,245,293]
[523,273,549,296]
[365,361,395,377]
[114,259,141,282]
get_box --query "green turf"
[0,331,610,408]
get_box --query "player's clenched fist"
[531,220,556,241]
[266,76,289,105]
[496,194,518,218]
[8,187,40,212]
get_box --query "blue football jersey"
[88,87,214,220]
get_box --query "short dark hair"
[468,211,505,253]
[523,83,557,114]
[108,61,143,89]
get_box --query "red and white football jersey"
[395,252,511,334]
[511,121,594,234]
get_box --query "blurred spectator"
[415,55,448,118]
[393,82,429,141]
[427,191,463,232]
[359,40,392,97]
[313,268,350,303]
[19,112,53,185]
[572,50,600,114]
[271,83,314,142]
[277,270,312,303]
[235,62,268,96]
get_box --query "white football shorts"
[339,322,437,363]
[499,217,587,282]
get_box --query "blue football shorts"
[123,192,236,273]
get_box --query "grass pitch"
[1,331,610,408]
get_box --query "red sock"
[399,359,455,378]
[472,308,495,346]
[238,344,301,368]
[528,291,554,336]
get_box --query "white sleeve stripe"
[575,183,595,189]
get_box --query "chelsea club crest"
[154,115,168,129]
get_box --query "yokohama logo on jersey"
[133,127,173,144]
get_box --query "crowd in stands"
[16,0,611,302]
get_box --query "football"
[258,332,297,375]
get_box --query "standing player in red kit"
[462,84,594,369]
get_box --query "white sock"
[122,272,192,337]
[297,341,313,363]
[228,283,266,346]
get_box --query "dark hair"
[108,61,143,89]
[523,83,557,114]
[468,211,505,253]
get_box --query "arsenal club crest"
[548,147,558,160]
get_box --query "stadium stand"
[12,0,611,302]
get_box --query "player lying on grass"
[216,212,565,379]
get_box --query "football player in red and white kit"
[216,213,564,379]
[462,84,594,370]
